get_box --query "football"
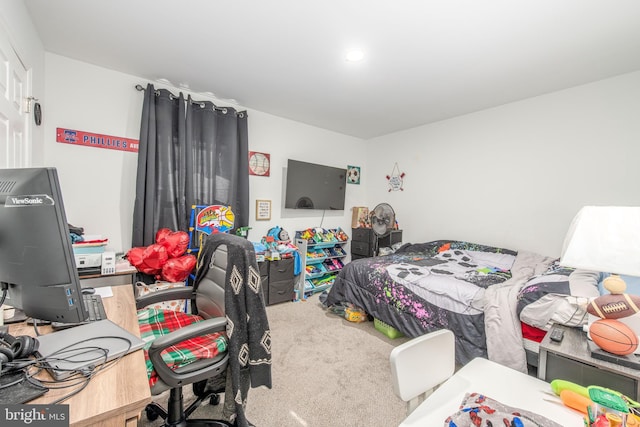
[590,318,639,356]
[587,293,640,319]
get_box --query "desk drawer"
[269,258,294,282]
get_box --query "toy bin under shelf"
[374,318,404,339]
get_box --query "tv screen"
[284,159,347,210]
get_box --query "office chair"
[136,233,272,427]
[389,329,455,415]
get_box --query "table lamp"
[560,206,640,365]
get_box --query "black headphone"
[0,331,39,363]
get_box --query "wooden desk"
[79,269,138,288]
[399,357,584,426]
[9,286,151,427]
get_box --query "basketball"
[590,319,639,356]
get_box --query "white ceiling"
[23,0,640,139]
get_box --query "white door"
[0,23,30,169]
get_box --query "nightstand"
[264,258,296,306]
[538,324,640,400]
[351,228,402,260]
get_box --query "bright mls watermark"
[0,405,68,426]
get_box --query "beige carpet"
[139,293,410,427]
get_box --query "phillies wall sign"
[56,128,139,153]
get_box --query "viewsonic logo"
[5,194,55,206]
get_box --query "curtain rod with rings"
[135,84,246,117]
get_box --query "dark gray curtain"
[132,84,249,248]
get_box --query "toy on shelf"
[331,227,349,242]
[295,227,349,301]
[235,226,251,238]
[295,227,345,244]
[307,249,325,259]
[261,225,298,260]
[312,230,325,243]
[299,229,314,242]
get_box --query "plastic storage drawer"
[268,258,294,282]
[268,280,294,305]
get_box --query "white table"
[399,357,584,426]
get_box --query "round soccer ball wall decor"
[347,165,360,184]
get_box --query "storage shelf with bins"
[295,228,349,300]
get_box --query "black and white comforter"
[323,239,598,371]
[517,261,600,330]
[324,240,523,365]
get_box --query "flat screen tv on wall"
[284,159,347,210]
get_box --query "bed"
[516,260,600,362]
[322,239,600,372]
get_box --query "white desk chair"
[389,329,455,415]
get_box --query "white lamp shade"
[560,206,640,277]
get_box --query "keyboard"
[83,294,107,322]
[51,294,107,330]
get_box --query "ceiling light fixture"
[346,50,364,62]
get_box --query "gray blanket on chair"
[195,233,272,427]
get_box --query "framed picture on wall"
[256,200,271,221]
[347,165,361,184]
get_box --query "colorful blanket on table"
[445,392,563,427]
[137,308,227,388]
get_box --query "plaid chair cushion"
[137,308,228,388]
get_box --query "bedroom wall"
[365,70,640,258]
[4,2,639,259]
[42,53,367,253]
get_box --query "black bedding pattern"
[516,259,599,332]
[323,240,518,364]
[516,260,574,318]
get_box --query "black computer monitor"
[0,167,89,323]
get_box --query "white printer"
[75,253,102,276]
[75,252,117,277]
